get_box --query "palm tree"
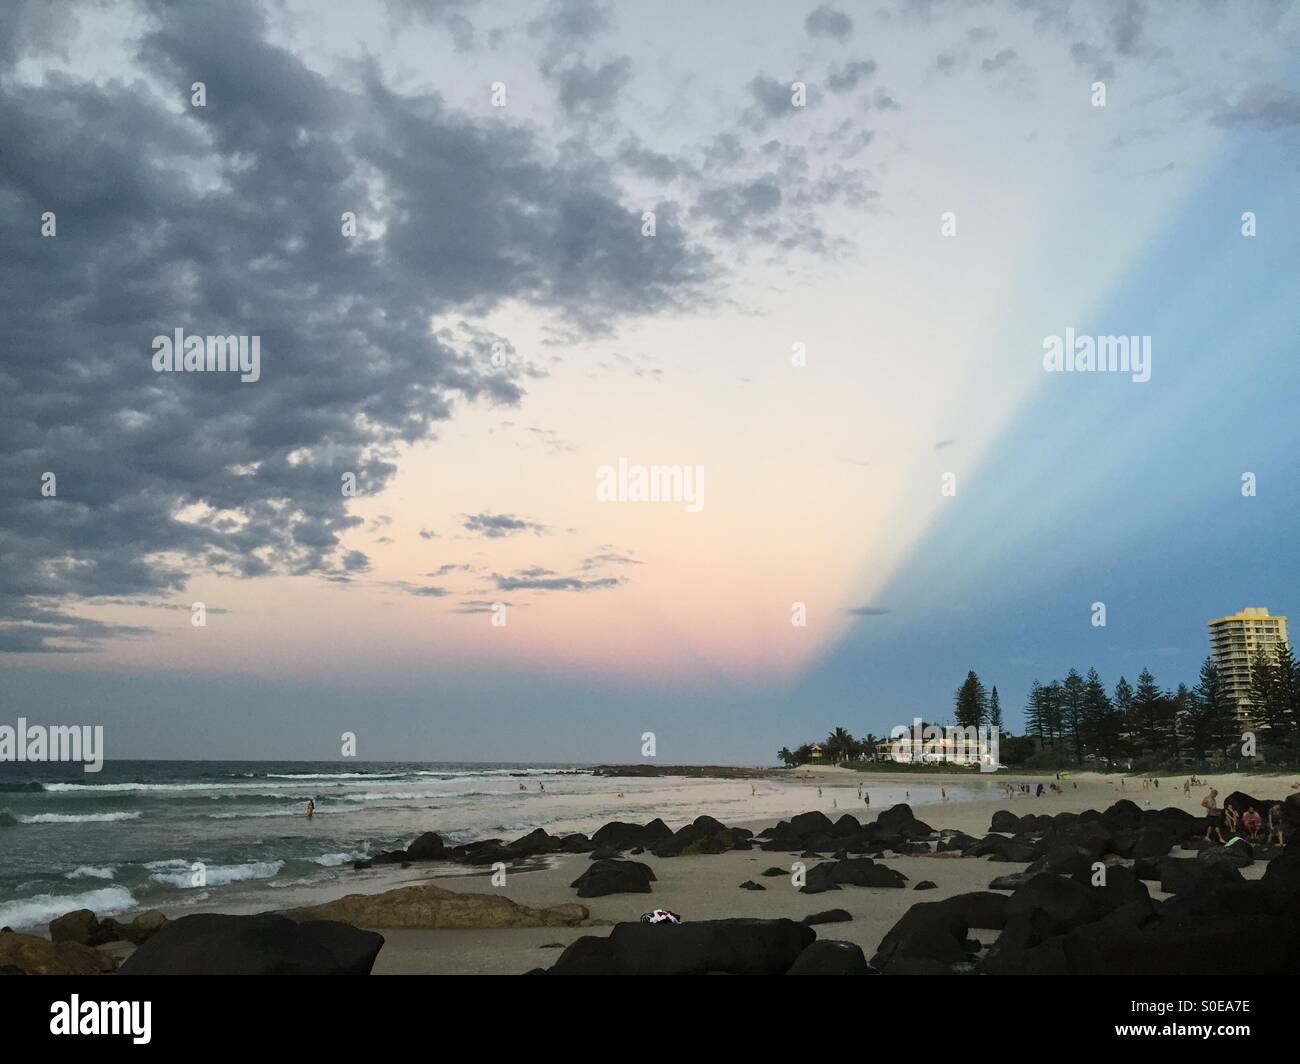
[776,746,796,767]
[826,726,855,765]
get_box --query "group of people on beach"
[1002,780,1070,799]
[1200,787,1286,846]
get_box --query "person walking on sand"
[1203,789,1224,843]
[306,799,315,819]
[863,791,870,807]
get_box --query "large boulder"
[870,902,969,972]
[405,831,447,860]
[990,810,1019,833]
[285,883,589,928]
[1005,874,1099,933]
[548,919,814,975]
[787,940,871,975]
[979,908,1056,974]
[1070,864,1151,912]
[1132,825,1176,860]
[0,932,114,975]
[571,859,654,898]
[1158,856,1244,897]
[590,819,672,851]
[118,913,383,975]
[801,858,907,894]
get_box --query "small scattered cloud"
[805,4,853,43]
[462,513,550,538]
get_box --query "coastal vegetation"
[780,644,1300,772]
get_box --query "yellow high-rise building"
[1206,607,1290,719]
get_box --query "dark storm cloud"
[0,0,712,651]
[805,4,853,42]
[847,606,893,616]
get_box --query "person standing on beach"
[863,792,869,807]
[1203,789,1224,843]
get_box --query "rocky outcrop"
[284,883,590,929]
[49,908,167,948]
[118,913,383,976]
[0,932,114,975]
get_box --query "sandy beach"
[356,766,1292,974]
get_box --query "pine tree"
[1131,668,1165,758]
[989,686,1003,736]
[1113,676,1135,757]
[1189,657,1235,761]
[1249,644,1288,755]
[1062,668,1086,763]
[1081,667,1120,766]
[954,670,988,729]
[1025,681,1045,743]
[1040,681,1064,748]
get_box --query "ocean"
[0,760,997,932]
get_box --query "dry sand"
[369,767,1298,974]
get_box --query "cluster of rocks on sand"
[533,789,1300,974]
[6,788,1299,975]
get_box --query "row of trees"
[1024,644,1300,767]
[777,642,1300,770]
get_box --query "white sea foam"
[19,811,141,824]
[0,886,135,931]
[312,851,367,867]
[145,859,284,888]
[64,865,117,880]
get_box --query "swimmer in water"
[306,799,315,819]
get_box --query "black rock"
[990,810,1019,833]
[405,831,446,861]
[914,881,937,890]
[787,940,871,975]
[1158,855,1243,897]
[761,866,787,877]
[801,858,907,895]
[739,880,766,891]
[1005,873,1099,933]
[118,914,383,975]
[570,859,655,898]
[548,919,814,976]
[801,909,852,926]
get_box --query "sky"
[1,0,1297,763]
